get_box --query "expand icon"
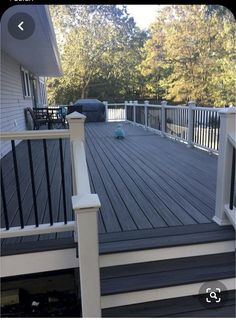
[205,288,221,303]
[198,280,228,309]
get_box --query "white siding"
[0,50,33,157]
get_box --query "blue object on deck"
[114,124,125,139]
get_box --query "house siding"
[0,50,33,158]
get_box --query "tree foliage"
[140,5,235,106]
[47,5,146,104]
[47,5,235,107]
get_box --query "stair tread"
[101,252,235,295]
[100,228,235,254]
[1,224,234,256]
[99,223,233,243]
[102,290,236,317]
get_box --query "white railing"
[105,100,223,153]
[213,107,236,229]
[103,101,126,122]
[0,129,71,237]
[67,112,101,317]
[0,112,101,317]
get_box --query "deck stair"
[99,223,235,316]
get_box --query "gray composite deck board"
[1,223,235,256]
[87,128,212,225]
[86,141,126,232]
[99,222,227,243]
[86,131,165,229]
[1,122,221,250]
[86,131,169,228]
[101,252,235,295]
[99,228,235,254]
[102,290,235,318]
[124,136,216,204]
[100,252,235,280]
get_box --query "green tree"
[47,5,147,104]
[140,5,235,106]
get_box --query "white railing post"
[103,101,108,122]
[161,101,167,136]
[187,101,195,148]
[124,100,128,121]
[66,112,86,141]
[144,100,149,129]
[66,112,86,193]
[133,100,138,124]
[72,195,101,317]
[213,107,236,227]
[66,112,102,317]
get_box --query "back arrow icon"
[18,21,24,31]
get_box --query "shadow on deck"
[1,122,233,255]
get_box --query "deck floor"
[1,122,220,249]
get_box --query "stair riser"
[2,240,234,278]
[100,240,235,267]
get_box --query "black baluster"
[1,170,9,230]
[43,139,53,225]
[27,140,39,227]
[59,139,67,224]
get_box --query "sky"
[125,5,166,29]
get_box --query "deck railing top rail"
[107,103,124,106]
[109,101,224,111]
[0,129,70,140]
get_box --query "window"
[21,67,31,98]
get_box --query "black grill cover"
[73,99,105,122]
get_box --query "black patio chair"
[32,107,68,129]
[25,107,49,130]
